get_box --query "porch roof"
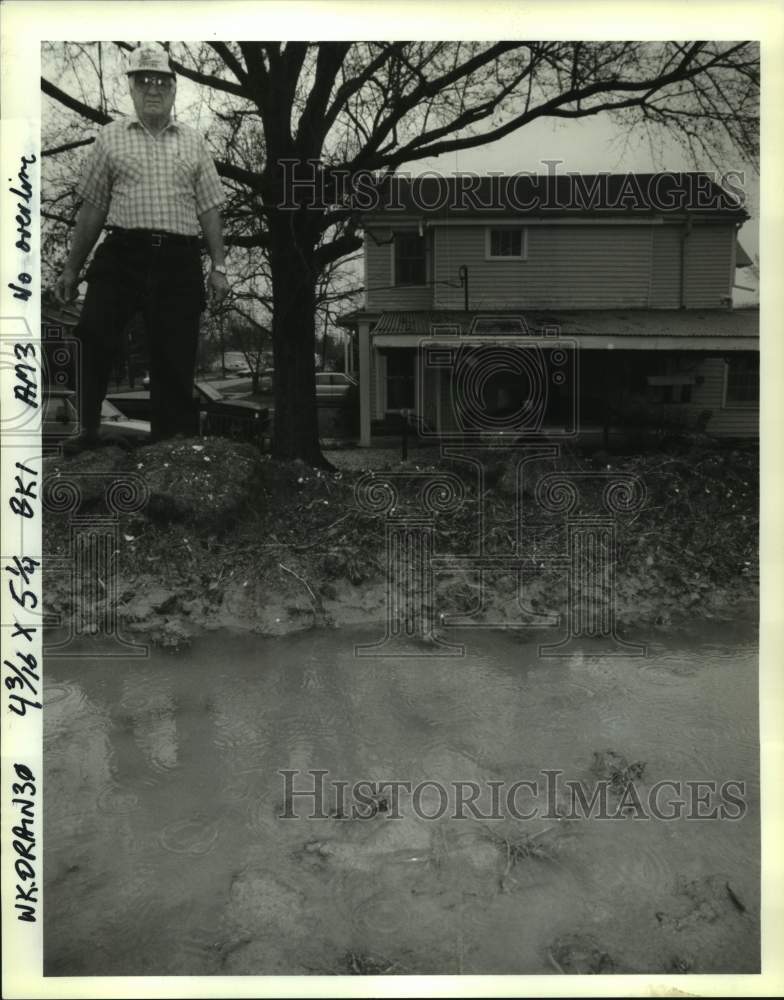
[340,308,759,351]
[369,308,758,338]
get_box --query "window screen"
[394,233,426,285]
[726,353,759,404]
[489,228,525,257]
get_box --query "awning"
[369,308,759,343]
[374,333,756,351]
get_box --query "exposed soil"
[42,436,759,649]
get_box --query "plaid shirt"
[76,116,226,236]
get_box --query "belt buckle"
[151,233,163,247]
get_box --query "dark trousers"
[75,230,206,439]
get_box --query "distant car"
[43,388,151,448]
[315,371,357,401]
[107,380,270,444]
[193,381,270,440]
[99,399,152,443]
[221,352,250,374]
[43,388,79,443]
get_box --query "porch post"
[358,321,372,447]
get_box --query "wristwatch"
[212,264,227,275]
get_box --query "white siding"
[692,357,758,436]
[362,219,737,314]
[683,226,735,308]
[433,225,653,309]
[650,225,682,308]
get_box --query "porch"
[340,308,759,446]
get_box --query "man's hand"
[53,266,79,305]
[207,269,229,308]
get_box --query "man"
[53,41,229,449]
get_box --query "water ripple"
[351,889,412,936]
[96,786,140,815]
[158,817,220,856]
[45,682,79,706]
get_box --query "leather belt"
[108,228,201,247]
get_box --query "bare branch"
[42,137,95,157]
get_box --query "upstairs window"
[725,353,759,405]
[487,227,527,259]
[394,232,426,285]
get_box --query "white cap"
[126,42,174,77]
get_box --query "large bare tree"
[42,40,759,465]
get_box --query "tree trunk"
[268,215,327,466]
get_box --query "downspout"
[679,214,692,309]
[458,265,469,312]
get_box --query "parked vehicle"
[99,399,152,443]
[221,352,251,374]
[194,381,270,441]
[43,388,79,443]
[43,388,152,448]
[315,371,357,401]
[107,380,270,444]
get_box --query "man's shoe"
[61,431,102,456]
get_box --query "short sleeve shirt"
[76,117,226,236]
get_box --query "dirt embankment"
[42,438,758,649]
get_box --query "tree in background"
[42,40,759,465]
[224,314,271,393]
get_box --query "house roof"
[339,308,759,341]
[355,173,748,220]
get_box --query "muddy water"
[44,622,759,976]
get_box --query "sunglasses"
[133,74,174,91]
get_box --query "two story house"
[338,173,758,447]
